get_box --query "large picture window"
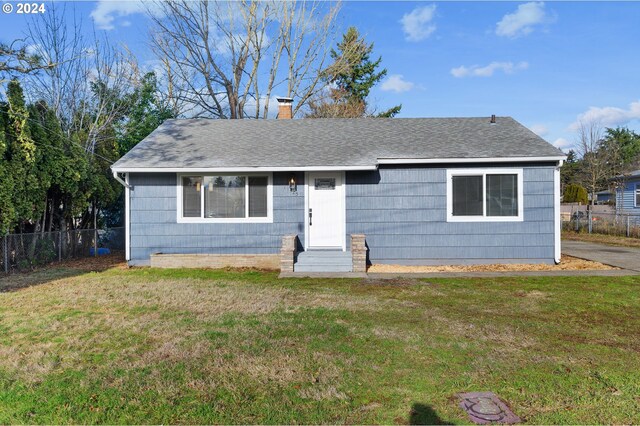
[178,173,272,223]
[447,169,523,222]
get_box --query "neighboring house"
[595,190,615,205]
[615,170,640,213]
[111,99,565,272]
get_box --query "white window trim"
[446,168,524,222]
[176,172,273,223]
[635,183,640,208]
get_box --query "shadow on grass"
[0,253,126,293]
[409,403,453,425]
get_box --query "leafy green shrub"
[35,238,56,264]
[564,184,588,204]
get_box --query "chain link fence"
[0,227,124,274]
[562,211,640,238]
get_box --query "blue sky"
[2,1,640,152]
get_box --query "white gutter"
[377,156,567,165]
[112,170,133,188]
[110,165,378,173]
[111,156,567,174]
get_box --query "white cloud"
[400,5,437,42]
[529,124,549,136]
[450,61,529,78]
[569,100,640,131]
[553,137,573,152]
[90,1,162,30]
[244,96,281,119]
[496,2,551,38]
[380,74,416,93]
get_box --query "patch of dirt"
[367,255,616,273]
[54,251,127,271]
[0,252,127,293]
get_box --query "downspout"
[554,159,565,264]
[111,170,132,261]
[112,170,132,189]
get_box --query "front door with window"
[307,172,345,249]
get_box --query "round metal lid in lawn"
[457,391,521,424]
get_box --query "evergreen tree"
[0,115,14,234]
[3,80,41,230]
[28,101,89,232]
[0,42,51,81]
[560,150,580,188]
[563,183,588,204]
[330,27,387,102]
[601,127,640,174]
[306,27,401,118]
[117,72,175,156]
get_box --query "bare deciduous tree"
[305,87,366,118]
[26,5,137,154]
[575,119,611,206]
[148,0,341,119]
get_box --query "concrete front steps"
[294,250,352,272]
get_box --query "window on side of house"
[178,173,272,222]
[182,176,202,218]
[636,183,640,207]
[452,175,483,216]
[447,169,523,222]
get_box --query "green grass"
[1,267,639,424]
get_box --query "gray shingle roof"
[112,117,564,171]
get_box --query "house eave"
[377,156,567,165]
[111,156,567,174]
[110,165,379,173]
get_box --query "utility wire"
[0,107,117,164]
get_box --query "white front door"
[307,172,345,249]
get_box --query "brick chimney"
[276,97,293,119]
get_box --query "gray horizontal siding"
[349,221,554,235]
[128,163,557,266]
[128,172,304,261]
[367,246,552,259]
[346,164,556,265]
[364,233,552,247]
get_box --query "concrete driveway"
[563,240,640,272]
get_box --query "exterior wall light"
[289,174,297,192]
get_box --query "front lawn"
[1,267,639,424]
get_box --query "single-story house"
[615,170,640,212]
[111,99,566,272]
[595,190,615,205]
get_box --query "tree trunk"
[47,195,54,233]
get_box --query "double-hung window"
[178,173,272,223]
[636,184,640,207]
[446,169,523,222]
